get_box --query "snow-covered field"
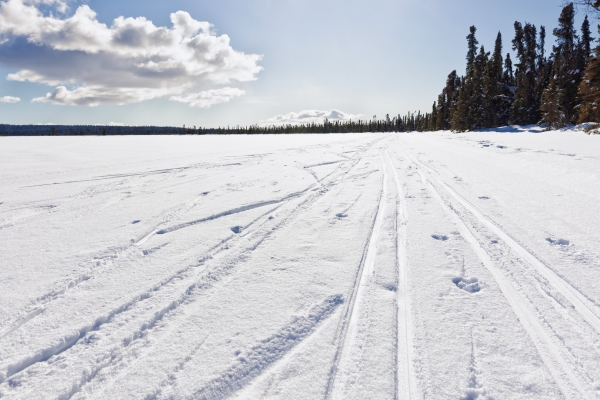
[1,129,599,399]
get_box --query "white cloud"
[170,87,245,108]
[261,109,360,125]
[0,0,262,106]
[0,95,20,103]
[32,85,178,106]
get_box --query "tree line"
[0,114,425,136]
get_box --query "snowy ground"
[0,129,599,399]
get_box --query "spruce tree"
[580,15,593,60]
[436,93,446,130]
[535,26,553,114]
[466,26,479,74]
[577,25,600,124]
[550,2,580,123]
[430,102,438,131]
[443,71,461,130]
[452,27,479,131]
[486,32,512,127]
[510,22,540,124]
[452,77,469,132]
[504,53,515,87]
[540,72,567,129]
[468,46,488,130]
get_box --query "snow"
[0,130,599,399]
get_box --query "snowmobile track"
[385,149,417,400]
[403,148,593,399]
[404,149,600,336]
[324,152,389,399]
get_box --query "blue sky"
[0,0,590,127]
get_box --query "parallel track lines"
[405,150,600,335]
[324,153,389,399]
[402,146,592,399]
[385,150,416,400]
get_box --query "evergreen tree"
[485,32,512,126]
[503,53,515,86]
[430,102,438,131]
[436,93,446,130]
[510,22,540,124]
[580,15,593,60]
[466,26,479,74]
[535,26,553,113]
[452,77,469,132]
[577,24,600,123]
[540,72,567,129]
[548,2,581,123]
[452,27,480,131]
[468,46,488,130]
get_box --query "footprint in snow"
[546,237,570,246]
[431,234,449,241]
[132,220,141,224]
[336,213,348,219]
[453,277,481,293]
[231,226,242,234]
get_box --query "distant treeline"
[0,114,426,136]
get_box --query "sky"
[0,0,592,127]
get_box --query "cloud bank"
[261,109,360,126]
[0,0,262,106]
[0,95,20,103]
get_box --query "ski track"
[0,138,384,395]
[324,151,389,399]
[385,148,417,400]
[402,147,592,399]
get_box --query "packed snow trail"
[0,130,599,399]
[385,150,417,400]
[325,153,388,399]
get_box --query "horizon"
[0,0,592,128]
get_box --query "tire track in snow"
[405,151,600,336]
[403,148,592,399]
[0,139,384,395]
[385,150,417,400]
[324,153,389,399]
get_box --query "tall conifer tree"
[577,25,600,124]
[510,22,540,124]
[546,2,580,123]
